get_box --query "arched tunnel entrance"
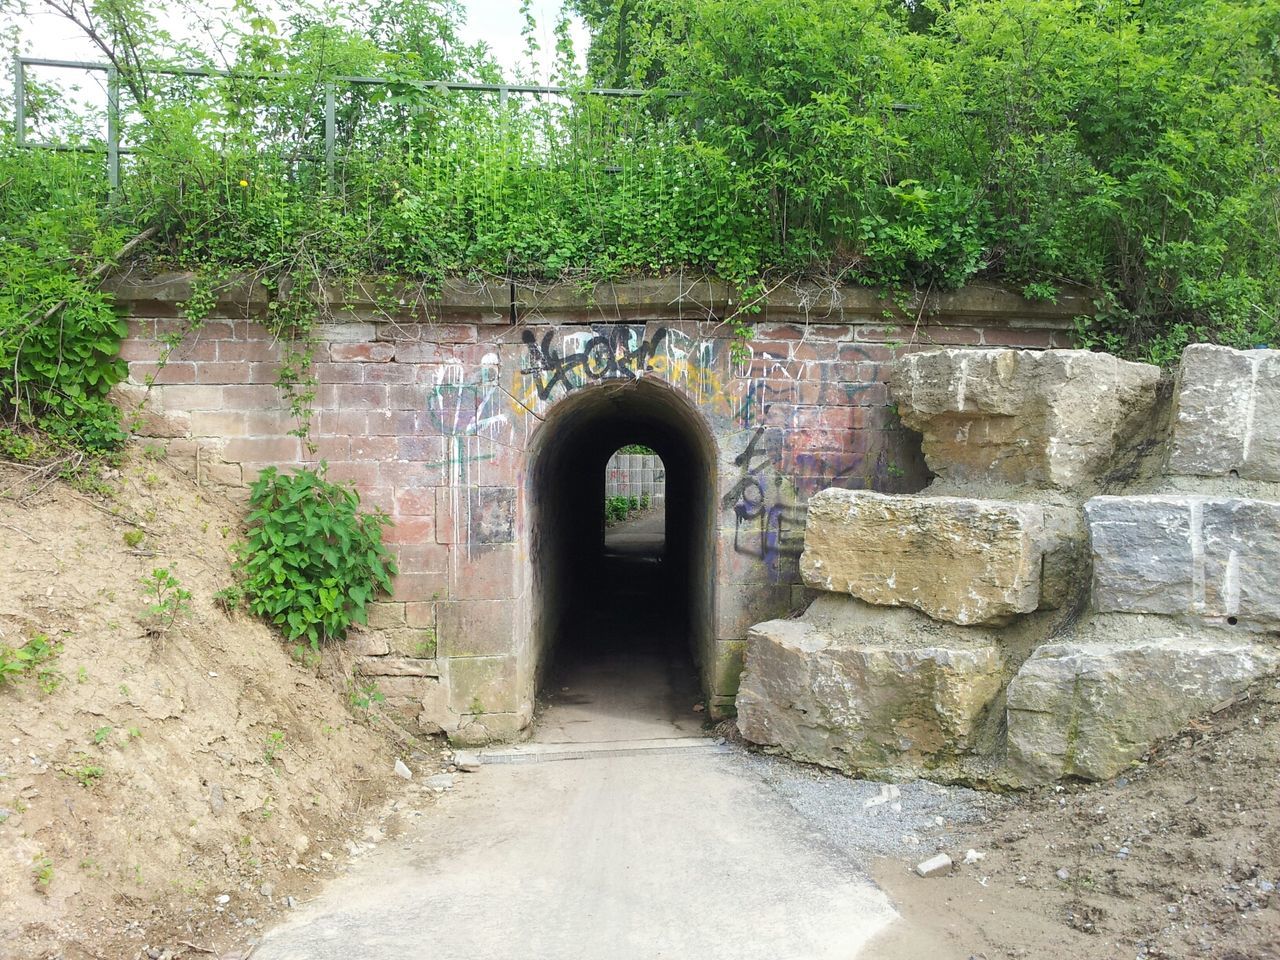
[527,378,716,741]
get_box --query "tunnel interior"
[528,378,716,735]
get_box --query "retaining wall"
[107,273,1083,742]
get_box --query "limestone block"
[1169,344,1280,480]
[1007,639,1279,782]
[736,613,1005,778]
[1087,495,1280,627]
[800,489,1076,626]
[890,349,1160,488]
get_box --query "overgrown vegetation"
[605,493,651,524]
[1,0,1277,453]
[234,466,397,648]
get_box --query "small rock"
[215,894,231,905]
[393,759,412,780]
[692,703,705,713]
[209,783,225,815]
[452,750,482,772]
[1259,880,1275,894]
[915,853,953,878]
[319,851,333,861]
[284,896,298,909]
[1056,868,1071,882]
[258,882,274,898]
[425,773,455,791]
[1116,846,1131,860]
[963,849,985,865]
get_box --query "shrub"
[238,466,397,648]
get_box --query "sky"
[12,0,589,82]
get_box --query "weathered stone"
[891,349,1160,489]
[736,603,1005,778]
[1008,639,1278,782]
[800,489,1075,626]
[915,854,953,878]
[345,630,390,657]
[1086,495,1280,627]
[354,656,440,678]
[1169,344,1280,480]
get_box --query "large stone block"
[1087,495,1280,627]
[736,603,1005,778]
[890,349,1160,489]
[800,489,1076,626]
[1169,344,1280,480]
[1007,639,1278,782]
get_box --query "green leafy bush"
[238,466,397,648]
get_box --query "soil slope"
[871,680,1280,959]
[0,449,409,959]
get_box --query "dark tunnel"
[527,377,717,721]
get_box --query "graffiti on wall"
[510,325,736,418]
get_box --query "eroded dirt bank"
[0,450,443,959]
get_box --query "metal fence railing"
[12,55,688,190]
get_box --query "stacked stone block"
[740,346,1280,785]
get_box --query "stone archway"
[525,377,719,731]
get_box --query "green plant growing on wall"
[237,466,397,648]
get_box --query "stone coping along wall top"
[102,271,1090,331]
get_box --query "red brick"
[316,410,368,435]
[194,362,251,383]
[393,542,449,573]
[350,436,398,460]
[386,384,425,410]
[981,327,1056,349]
[317,383,387,410]
[449,545,517,600]
[195,321,235,339]
[384,516,435,544]
[917,325,983,346]
[224,383,290,407]
[847,381,890,406]
[125,319,155,339]
[367,409,419,435]
[323,461,380,486]
[428,324,478,343]
[331,342,395,363]
[168,338,219,361]
[231,322,275,340]
[397,342,448,363]
[396,436,444,461]
[755,323,806,340]
[395,488,437,516]
[314,362,364,384]
[357,485,395,513]
[380,458,448,489]
[119,340,161,362]
[838,342,892,363]
[363,364,417,384]
[435,488,458,544]
[310,436,351,460]
[217,339,279,362]
[789,341,839,362]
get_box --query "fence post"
[106,64,120,194]
[13,55,24,147]
[324,81,335,190]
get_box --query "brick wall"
[108,274,1081,742]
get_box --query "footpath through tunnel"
[528,378,717,743]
